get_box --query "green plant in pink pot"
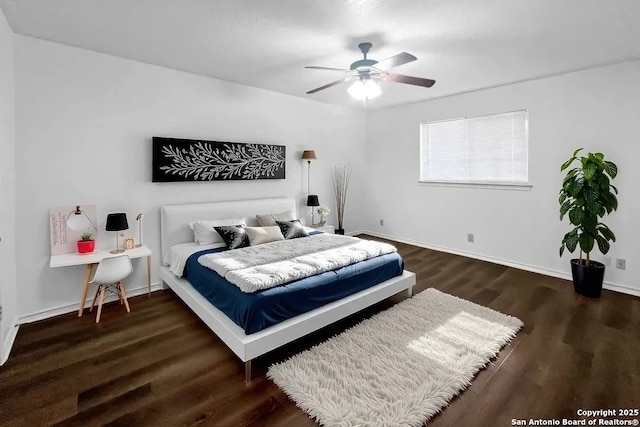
[77,232,96,254]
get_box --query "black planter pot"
[570,259,605,298]
[335,228,345,235]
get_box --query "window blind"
[420,110,529,185]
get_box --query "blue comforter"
[183,243,404,334]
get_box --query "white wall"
[365,61,640,294]
[12,31,639,328]
[0,7,17,363]
[14,35,367,319]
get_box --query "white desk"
[50,245,152,317]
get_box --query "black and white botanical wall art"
[152,137,286,182]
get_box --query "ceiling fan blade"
[305,66,352,72]
[374,52,417,71]
[386,73,436,88]
[306,79,347,94]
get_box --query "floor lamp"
[302,150,319,225]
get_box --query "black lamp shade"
[105,213,129,231]
[306,195,320,207]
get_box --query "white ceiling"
[2,0,640,109]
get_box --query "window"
[420,110,529,187]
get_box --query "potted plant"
[317,206,330,226]
[332,165,352,235]
[559,148,618,298]
[77,232,96,254]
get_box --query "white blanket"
[164,242,227,277]
[198,234,397,293]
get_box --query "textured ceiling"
[1,0,640,109]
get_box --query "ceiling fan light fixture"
[347,79,381,100]
[305,42,434,97]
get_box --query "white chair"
[89,255,133,323]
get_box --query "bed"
[159,197,416,382]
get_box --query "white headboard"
[160,197,297,262]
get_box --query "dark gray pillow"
[276,219,309,240]
[214,225,250,249]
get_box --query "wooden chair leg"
[89,286,100,312]
[119,281,131,313]
[95,285,107,323]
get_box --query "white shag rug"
[268,288,523,426]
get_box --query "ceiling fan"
[305,42,436,100]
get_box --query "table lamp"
[106,213,129,254]
[135,213,144,247]
[306,194,320,226]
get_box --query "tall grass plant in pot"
[332,165,352,235]
[559,148,618,298]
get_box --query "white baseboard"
[18,282,164,325]
[2,316,19,365]
[601,282,640,298]
[361,231,640,298]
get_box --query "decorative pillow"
[276,219,309,239]
[214,225,250,250]
[189,218,246,245]
[245,226,285,246]
[255,210,295,226]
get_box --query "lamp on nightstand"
[106,213,129,254]
[306,195,320,226]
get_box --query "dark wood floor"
[1,236,639,426]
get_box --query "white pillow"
[189,218,246,245]
[245,226,285,246]
[255,210,295,226]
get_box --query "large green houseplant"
[559,148,618,298]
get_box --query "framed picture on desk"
[124,238,135,250]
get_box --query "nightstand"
[313,224,335,234]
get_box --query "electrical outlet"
[467,233,474,243]
[379,219,384,226]
[602,256,611,266]
[616,259,626,270]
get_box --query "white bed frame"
[159,197,416,383]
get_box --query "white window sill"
[418,181,533,191]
